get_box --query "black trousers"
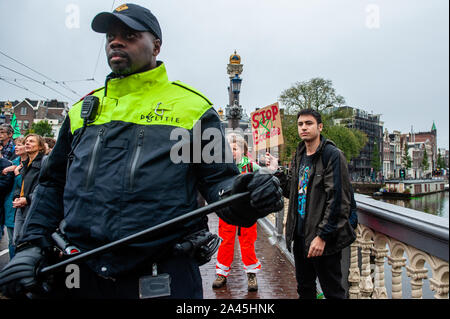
[48,254,203,299]
[293,236,346,299]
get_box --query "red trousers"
[215,218,261,276]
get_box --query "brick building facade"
[0,98,67,137]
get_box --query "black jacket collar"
[296,135,336,162]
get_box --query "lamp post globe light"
[228,74,243,128]
[231,74,242,94]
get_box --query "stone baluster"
[359,234,374,298]
[429,277,449,299]
[348,240,360,299]
[372,243,388,299]
[428,256,449,299]
[406,265,428,299]
[387,255,407,299]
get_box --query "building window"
[17,120,23,129]
[21,106,27,115]
[23,120,29,130]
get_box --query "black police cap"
[91,3,162,42]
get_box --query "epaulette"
[79,87,104,102]
[171,81,213,106]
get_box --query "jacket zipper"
[129,128,144,191]
[85,128,105,189]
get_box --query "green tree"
[279,77,345,114]
[25,120,54,137]
[371,141,382,172]
[437,152,447,169]
[280,113,299,164]
[322,125,367,163]
[402,144,412,170]
[421,148,429,171]
[278,77,366,163]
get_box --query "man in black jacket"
[267,108,356,299]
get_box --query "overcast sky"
[0,0,448,148]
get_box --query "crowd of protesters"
[0,123,55,259]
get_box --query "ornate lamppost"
[225,51,244,130]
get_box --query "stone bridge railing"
[258,193,449,299]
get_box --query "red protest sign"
[250,102,284,151]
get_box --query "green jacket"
[237,156,260,174]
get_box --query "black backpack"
[321,143,358,229]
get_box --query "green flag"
[10,113,21,138]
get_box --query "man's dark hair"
[44,137,56,149]
[297,108,322,124]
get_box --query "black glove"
[246,169,284,215]
[173,229,222,266]
[0,246,50,299]
[219,169,284,227]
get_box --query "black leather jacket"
[277,136,356,256]
[15,152,45,215]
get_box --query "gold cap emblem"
[115,4,129,12]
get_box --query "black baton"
[39,191,249,276]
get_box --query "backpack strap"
[313,142,334,177]
[321,143,335,169]
[321,142,358,228]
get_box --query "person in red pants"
[213,133,261,291]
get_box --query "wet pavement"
[200,213,299,299]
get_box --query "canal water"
[372,191,449,218]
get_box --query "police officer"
[0,3,282,299]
